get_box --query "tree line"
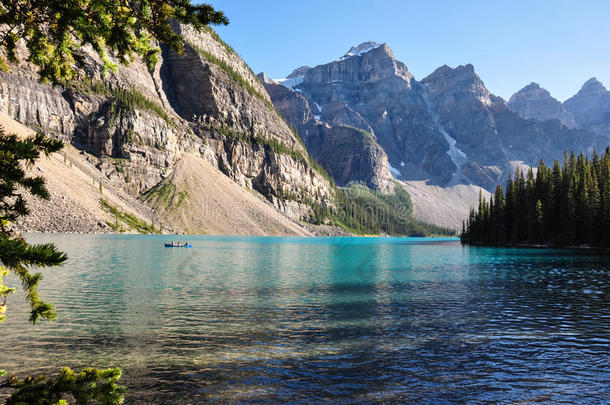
[311,184,455,236]
[462,148,610,248]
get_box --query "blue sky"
[208,0,610,101]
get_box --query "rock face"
[0,70,179,194]
[0,24,333,226]
[267,42,602,191]
[508,78,610,150]
[563,78,610,145]
[260,74,394,193]
[508,82,576,128]
[420,64,508,188]
[286,43,459,187]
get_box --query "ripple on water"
[2,235,610,403]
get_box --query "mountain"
[264,42,598,191]
[0,24,335,234]
[563,78,610,145]
[258,73,394,193]
[265,43,461,186]
[508,82,576,128]
[508,78,610,149]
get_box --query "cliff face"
[264,42,457,188]
[508,82,576,128]
[0,24,333,231]
[157,24,332,217]
[0,69,179,195]
[420,64,508,188]
[268,42,601,191]
[260,74,394,193]
[563,78,610,146]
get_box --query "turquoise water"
[2,235,609,403]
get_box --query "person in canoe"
[164,242,191,248]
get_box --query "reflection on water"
[2,235,610,403]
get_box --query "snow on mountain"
[274,76,304,90]
[339,41,384,60]
[388,162,402,178]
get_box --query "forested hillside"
[462,148,610,248]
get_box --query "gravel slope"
[400,180,491,231]
[146,153,313,236]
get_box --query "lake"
[2,235,609,403]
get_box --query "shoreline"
[463,241,610,252]
[19,230,459,238]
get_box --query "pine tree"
[0,0,229,399]
[0,0,228,84]
[462,149,610,248]
[0,128,66,323]
[0,127,128,401]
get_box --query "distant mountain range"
[261,41,608,191]
[2,31,607,234]
[510,78,610,145]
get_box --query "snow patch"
[388,162,402,178]
[314,101,322,112]
[274,76,304,90]
[421,85,468,175]
[339,41,384,60]
[314,115,321,120]
[400,161,405,167]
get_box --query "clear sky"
[208,0,609,102]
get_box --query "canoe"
[164,243,192,248]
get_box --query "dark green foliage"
[0,131,63,223]
[337,124,376,143]
[0,0,227,84]
[318,184,455,236]
[0,126,126,401]
[0,127,66,324]
[5,367,126,405]
[0,236,67,323]
[462,148,610,248]
[71,80,172,125]
[143,181,178,209]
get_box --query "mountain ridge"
[509,77,610,147]
[265,41,603,193]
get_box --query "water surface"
[2,235,609,403]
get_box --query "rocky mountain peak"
[523,82,542,90]
[508,82,575,128]
[275,40,412,97]
[423,64,479,87]
[509,82,553,105]
[514,82,548,96]
[287,66,311,79]
[341,41,386,59]
[564,77,610,131]
[578,77,607,94]
[256,72,274,84]
[260,40,604,193]
[422,63,492,107]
